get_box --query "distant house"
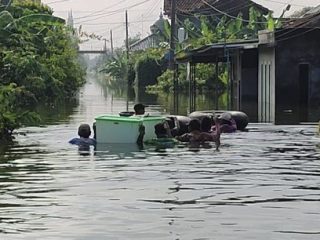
[177,12,320,124]
[130,13,168,51]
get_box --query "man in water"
[137,121,178,149]
[69,124,96,146]
[176,119,221,150]
[134,103,146,116]
[218,112,237,133]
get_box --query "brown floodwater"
[0,76,320,240]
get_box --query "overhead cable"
[73,0,128,20]
[74,0,153,24]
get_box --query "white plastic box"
[95,115,165,143]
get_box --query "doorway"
[298,64,309,122]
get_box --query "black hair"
[134,103,145,114]
[78,124,91,138]
[201,116,213,132]
[154,123,167,137]
[188,119,201,132]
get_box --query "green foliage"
[99,51,128,81]
[101,6,278,99]
[0,83,40,140]
[151,7,277,92]
[183,7,276,47]
[135,55,162,88]
[100,47,167,88]
[0,0,85,141]
[147,69,174,92]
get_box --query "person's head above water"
[219,112,232,124]
[134,103,146,115]
[78,124,91,138]
[188,119,201,132]
[154,123,167,138]
[201,116,213,132]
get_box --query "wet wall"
[275,28,320,123]
[240,49,258,122]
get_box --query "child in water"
[69,124,96,146]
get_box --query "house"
[176,13,320,124]
[130,13,168,51]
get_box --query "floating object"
[189,110,249,131]
[119,111,135,117]
[166,115,191,135]
[95,115,165,143]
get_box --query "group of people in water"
[69,103,238,151]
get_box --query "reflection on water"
[1,76,320,239]
[97,73,228,115]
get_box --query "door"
[298,64,309,122]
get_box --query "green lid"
[95,114,165,123]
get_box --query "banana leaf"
[4,13,65,30]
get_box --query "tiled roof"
[164,0,270,17]
[304,5,320,17]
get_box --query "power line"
[75,19,157,26]
[46,0,70,4]
[201,0,279,24]
[177,2,256,18]
[73,0,128,20]
[275,12,320,38]
[144,0,162,18]
[276,27,318,42]
[74,0,153,24]
[258,0,308,8]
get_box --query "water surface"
[0,77,320,240]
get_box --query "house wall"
[275,29,320,123]
[258,46,276,123]
[240,49,259,122]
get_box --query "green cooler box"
[95,115,165,143]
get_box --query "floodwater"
[1,76,320,240]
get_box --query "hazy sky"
[41,0,320,50]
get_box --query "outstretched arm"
[214,118,221,150]
[136,124,145,146]
[164,121,173,138]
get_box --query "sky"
[41,0,320,50]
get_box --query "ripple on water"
[1,80,320,239]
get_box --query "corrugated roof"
[304,5,320,17]
[176,39,259,63]
[164,0,270,17]
[283,12,320,28]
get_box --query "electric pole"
[169,0,178,114]
[141,14,144,36]
[125,10,129,61]
[169,0,176,70]
[103,38,107,53]
[125,10,130,111]
[110,29,114,57]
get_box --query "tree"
[0,0,86,141]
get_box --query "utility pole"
[141,14,144,36]
[125,10,129,62]
[103,38,107,53]
[169,0,178,114]
[125,10,130,111]
[169,0,176,70]
[110,29,114,57]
